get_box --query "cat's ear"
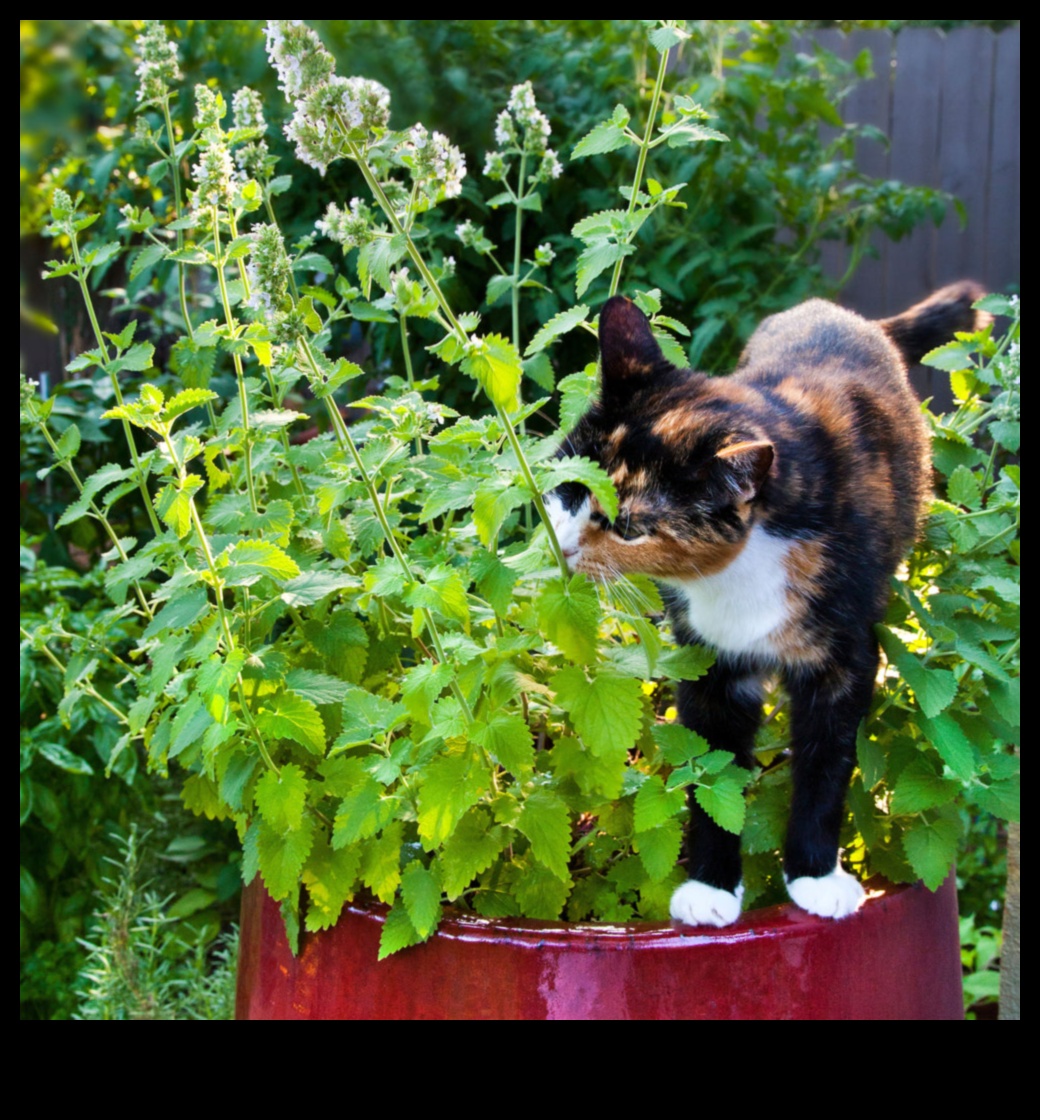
[715,439,774,502]
[598,296,671,387]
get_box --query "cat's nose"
[562,546,579,559]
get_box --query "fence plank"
[988,26,1020,288]
[936,28,996,282]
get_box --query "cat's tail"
[878,281,991,365]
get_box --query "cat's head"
[545,297,773,581]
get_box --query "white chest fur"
[661,525,794,659]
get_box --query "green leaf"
[553,667,643,756]
[417,750,489,848]
[254,763,309,835]
[472,477,526,547]
[360,821,404,903]
[460,333,522,411]
[901,806,961,890]
[485,274,514,306]
[694,775,746,834]
[378,903,422,959]
[283,669,351,707]
[575,239,631,299]
[512,861,572,919]
[110,341,156,374]
[333,774,397,847]
[219,540,301,586]
[536,574,601,664]
[470,549,519,617]
[524,305,590,357]
[169,692,215,759]
[155,482,194,539]
[143,587,209,639]
[130,243,166,280]
[947,465,982,509]
[257,693,326,755]
[571,112,632,159]
[37,741,94,775]
[634,818,682,881]
[516,790,572,881]
[653,723,710,764]
[877,627,957,718]
[280,570,359,607]
[405,564,470,630]
[303,834,361,932]
[523,352,555,392]
[257,816,316,901]
[55,493,93,529]
[634,774,686,831]
[921,341,976,372]
[891,759,960,814]
[971,777,1020,822]
[474,713,534,773]
[558,365,599,432]
[169,335,218,388]
[54,423,81,460]
[658,643,715,681]
[401,861,442,938]
[536,457,618,522]
[163,388,218,422]
[920,713,976,781]
[439,809,508,899]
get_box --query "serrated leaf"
[303,834,360,931]
[558,365,600,432]
[538,457,618,522]
[947,465,982,510]
[378,903,422,959]
[634,774,686,831]
[143,587,209,639]
[220,540,301,587]
[522,352,555,392]
[169,692,214,759]
[254,763,309,835]
[257,816,315,900]
[921,341,976,372]
[571,115,632,159]
[694,775,746,834]
[112,341,156,373]
[180,774,229,821]
[155,483,193,539]
[164,388,219,423]
[575,239,631,299]
[283,669,351,707]
[901,808,961,890]
[54,423,81,460]
[333,774,397,846]
[474,712,535,773]
[516,790,572,881]
[472,476,526,547]
[971,777,1020,822]
[536,574,601,664]
[485,274,514,306]
[658,643,715,681]
[634,818,682,881]
[280,570,358,607]
[401,861,442,938]
[512,861,572,919]
[891,759,961,814]
[653,722,710,764]
[524,305,590,357]
[257,693,326,755]
[439,809,508,899]
[470,549,519,617]
[553,666,643,756]
[360,821,404,903]
[55,493,93,529]
[460,333,522,411]
[877,627,957,718]
[130,243,166,280]
[920,713,976,780]
[405,563,470,630]
[417,751,490,848]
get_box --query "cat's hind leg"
[781,643,876,919]
[669,662,761,928]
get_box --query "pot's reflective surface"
[237,874,962,1020]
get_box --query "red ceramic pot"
[236,873,963,1020]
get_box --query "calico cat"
[545,282,986,926]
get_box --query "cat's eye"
[613,513,646,541]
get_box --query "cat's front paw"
[670,880,744,928]
[785,864,865,919]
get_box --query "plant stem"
[161,95,194,341]
[211,205,259,514]
[608,44,670,298]
[21,627,129,725]
[69,237,163,537]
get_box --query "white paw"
[670,880,744,928]
[785,864,865,919]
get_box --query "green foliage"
[21,19,1015,971]
[74,828,238,1020]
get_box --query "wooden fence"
[803,26,1020,402]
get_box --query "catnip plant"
[22,19,1018,959]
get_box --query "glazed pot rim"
[339,875,917,950]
